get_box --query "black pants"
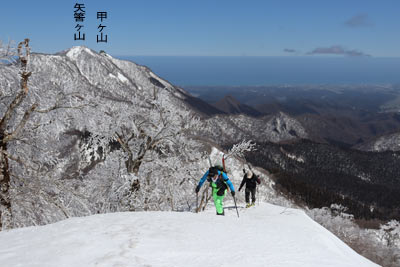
[245,188,256,203]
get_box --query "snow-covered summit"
[65,46,96,60]
[0,203,377,267]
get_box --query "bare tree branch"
[0,39,31,134]
[1,150,39,172]
[3,103,37,143]
[0,39,16,62]
[226,140,256,159]
[35,92,97,113]
[17,39,31,95]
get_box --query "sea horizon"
[117,56,400,87]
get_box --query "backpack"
[210,165,224,173]
[207,165,224,177]
[207,165,228,196]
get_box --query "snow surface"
[66,46,95,60]
[108,72,129,84]
[117,72,129,83]
[0,203,377,267]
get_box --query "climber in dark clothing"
[239,170,261,208]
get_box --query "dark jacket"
[239,174,260,191]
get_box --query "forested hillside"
[245,139,400,221]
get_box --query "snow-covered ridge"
[198,112,308,145]
[0,203,377,267]
[285,152,305,163]
[356,132,400,152]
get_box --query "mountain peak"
[65,46,97,60]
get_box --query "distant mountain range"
[185,85,400,149]
[211,95,262,117]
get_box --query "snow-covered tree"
[102,86,204,211]
[309,206,400,266]
[0,40,98,229]
[0,40,16,61]
[0,39,33,229]
[379,220,400,248]
[225,139,256,160]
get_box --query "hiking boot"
[246,203,251,208]
[216,211,225,216]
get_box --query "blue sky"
[1,0,399,57]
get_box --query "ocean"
[119,56,400,86]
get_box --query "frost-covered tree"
[376,220,400,265]
[225,139,256,160]
[379,220,400,248]
[0,40,16,61]
[309,205,400,266]
[0,39,32,229]
[102,86,204,211]
[0,40,96,229]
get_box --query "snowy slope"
[355,132,400,152]
[0,203,377,267]
[199,112,307,145]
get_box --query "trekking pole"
[233,196,239,218]
[208,156,213,167]
[196,192,199,213]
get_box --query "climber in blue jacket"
[195,166,235,215]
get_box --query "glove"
[231,191,235,197]
[243,168,246,174]
[195,185,200,193]
[238,187,242,192]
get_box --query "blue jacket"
[198,170,235,192]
